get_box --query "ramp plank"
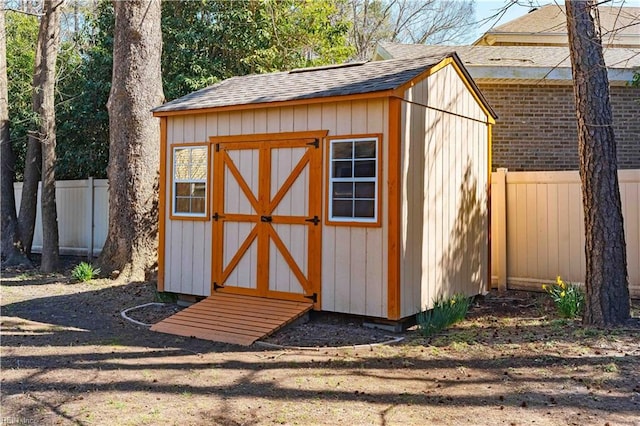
[150,293,312,346]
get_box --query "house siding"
[163,99,389,318]
[480,83,640,171]
[400,63,490,318]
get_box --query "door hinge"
[306,138,319,149]
[305,215,320,226]
[215,143,220,152]
[213,282,224,291]
[260,215,273,223]
[212,212,225,221]
[304,293,318,303]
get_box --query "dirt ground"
[1,260,639,426]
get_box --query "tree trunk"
[565,0,630,326]
[0,7,31,267]
[38,0,62,272]
[18,123,42,258]
[98,0,164,283]
[18,0,46,258]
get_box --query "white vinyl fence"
[12,173,640,299]
[13,179,108,257]
[491,169,640,298]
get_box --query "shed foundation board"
[150,293,313,346]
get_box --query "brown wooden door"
[211,135,322,307]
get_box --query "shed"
[151,53,496,332]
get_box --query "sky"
[472,0,634,40]
[473,0,537,40]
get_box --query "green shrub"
[71,262,101,282]
[543,276,585,319]
[416,293,471,337]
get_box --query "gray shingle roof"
[377,43,640,70]
[153,55,450,113]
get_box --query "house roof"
[488,4,639,39]
[153,53,496,118]
[375,42,640,83]
[476,4,640,47]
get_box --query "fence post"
[495,168,508,292]
[87,177,95,261]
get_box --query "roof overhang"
[467,65,637,85]
[473,33,639,48]
[474,33,569,46]
[152,89,395,117]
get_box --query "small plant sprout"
[71,262,101,282]
[416,293,471,337]
[543,276,585,319]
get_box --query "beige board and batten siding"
[165,115,213,297]
[399,63,490,318]
[490,169,640,297]
[163,99,389,317]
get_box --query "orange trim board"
[157,117,167,292]
[154,92,394,117]
[324,134,383,228]
[257,142,271,296]
[210,130,329,144]
[387,98,402,320]
[486,122,493,292]
[168,142,211,221]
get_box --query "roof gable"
[475,4,640,47]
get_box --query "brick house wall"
[478,83,640,171]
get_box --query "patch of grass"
[83,412,94,421]
[16,272,35,280]
[550,318,570,329]
[154,291,178,303]
[458,330,482,344]
[138,408,161,424]
[573,327,602,338]
[71,262,101,282]
[108,400,126,409]
[602,362,619,373]
[416,293,471,337]
[450,341,470,352]
[101,337,123,346]
[429,336,451,347]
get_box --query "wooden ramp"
[150,293,313,346]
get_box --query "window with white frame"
[329,137,378,223]
[172,146,208,217]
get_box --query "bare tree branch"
[3,7,43,16]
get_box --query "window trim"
[325,134,382,227]
[169,143,210,221]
